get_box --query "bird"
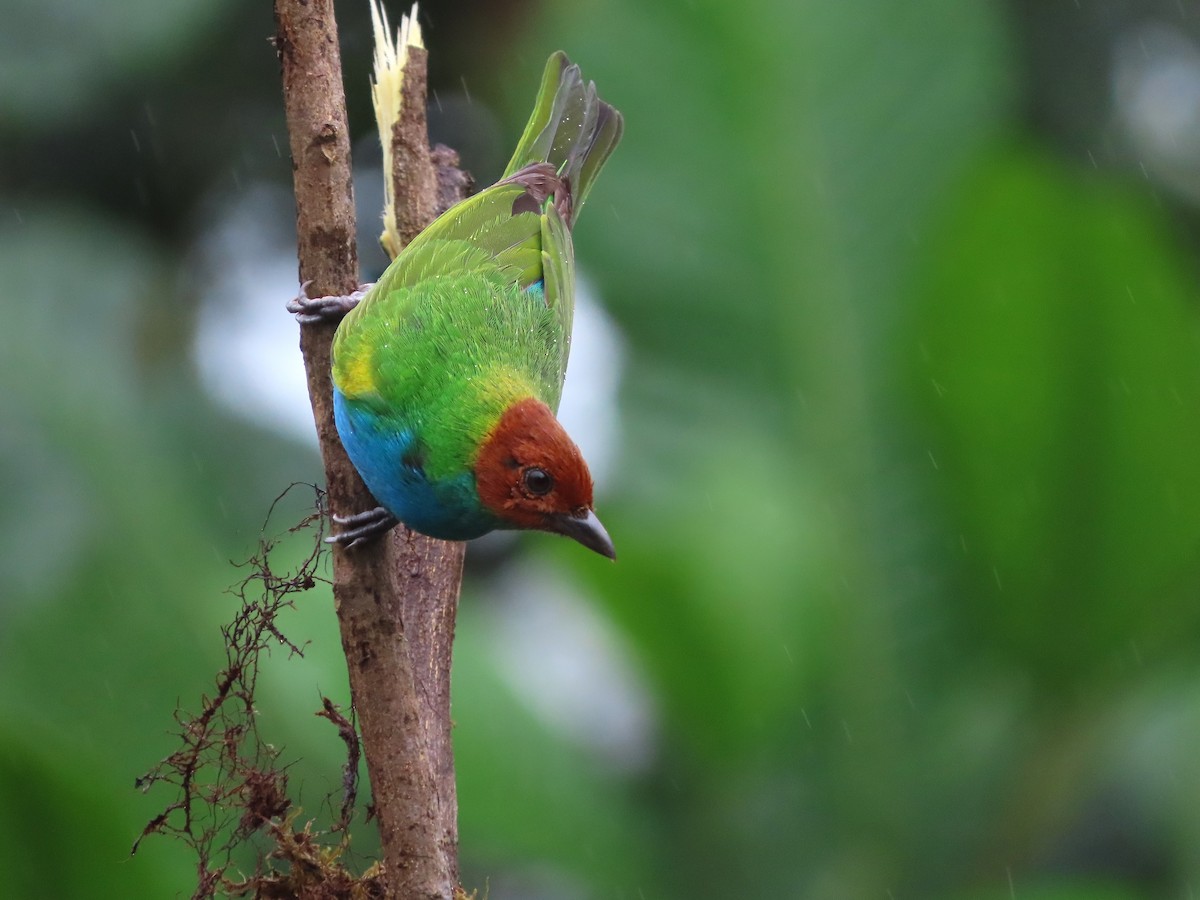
[298,52,622,558]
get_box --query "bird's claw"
[325,505,399,548]
[287,280,374,325]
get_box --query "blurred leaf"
[0,730,190,899]
[452,595,657,893]
[1,0,236,126]
[522,0,1013,442]
[0,206,340,895]
[576,429,836,761]
[910,145,1200,687]
[955,880,1149,900]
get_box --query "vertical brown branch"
[384,41,474,890]
[273,2,467,897]
[391,45,439,248]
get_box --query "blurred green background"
[4,0,1200,897]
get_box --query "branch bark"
[273,3,467,897]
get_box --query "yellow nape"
[370,1,424,261]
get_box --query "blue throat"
[332,388,501,541]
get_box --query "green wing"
[332,181,574,408]
[385,183,542,290]
[540,197,574,358]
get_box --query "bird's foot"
[287,281,374,325]
[325,505,399,548]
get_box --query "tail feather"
[503,52,623,227]
[571,98,623,212]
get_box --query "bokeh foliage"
[3,0,1200,898]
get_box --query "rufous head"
[475,397,615,559]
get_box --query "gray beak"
[547,508,616,560]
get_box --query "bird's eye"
[522,466,554,496]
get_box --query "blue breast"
[332,388,500,541]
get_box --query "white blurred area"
[1114,20,1200,204]
[189,174,651,769]
[192,183,309,442]
[485,560,657,773]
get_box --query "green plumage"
[329,52,622,540]
[334,223,566,480]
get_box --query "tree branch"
[273,2,467,897]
